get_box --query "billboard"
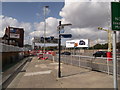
[66,39,89,48]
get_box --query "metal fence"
[45,54,120,75]
[1,43,29,67]
[0,43,28,52]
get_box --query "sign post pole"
[111,2,120,90]
[57,21,72,78]
[58,21,61,78]
[113,31,118,90]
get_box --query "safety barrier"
[0,43,28,52]
[0,43,29,69]
[45,54,120,75]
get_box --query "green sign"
[111,2,120,31]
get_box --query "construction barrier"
[107,52,112,61]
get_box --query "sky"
[0,0,118,46]
[2,2,64,23]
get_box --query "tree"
[92,43,108,49]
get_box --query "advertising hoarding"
[66,39,89,48]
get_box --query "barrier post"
[52,51,56,62]
[79,49,80,67]
[106,57,110,75]
[106,52,112,75]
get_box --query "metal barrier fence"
[45,54,120,75]
[0,43,28,52]
[0,43,29,68]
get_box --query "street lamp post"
[33,30,36,50]
[98,27,112,52]
[43,6,49,53]
[57,21,72,78]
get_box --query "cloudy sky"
[0,0,118,46]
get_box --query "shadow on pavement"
[62,70,91,78]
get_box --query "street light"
[57,21,72,78]
[33,30,36,50]
[98,27,112,52]
[43,6,49,53]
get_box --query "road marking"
[55,66,63,70]
[24,70,52,76]
[50,63,63,65]
[35,64,47,68]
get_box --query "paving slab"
[7,56,118,89]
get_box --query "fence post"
[71,48,73,65]
[79,56,81,67]
[53,56,55,62]
[107,58,110,75]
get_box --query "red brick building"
[1,26,24,47]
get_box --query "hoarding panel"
[66,39,89,48]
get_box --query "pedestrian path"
[7,56,114,88]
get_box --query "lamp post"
[57,21,72,78]
[43,6,49,53]
[98,27,112,52]
[33,30,36,50]
[98,27,112,76]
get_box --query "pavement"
[6,56,119,89]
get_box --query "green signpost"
[111,2,120,31]
[111,2,120,90]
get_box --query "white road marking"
[55,66,63,70]
[24,70,52,76]
[50,63,63,65]
[35,64,47,68]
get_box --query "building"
[34,36,58,43]
[1,26,24,47]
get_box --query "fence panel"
[45,54,120,75]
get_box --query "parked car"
[93,51,107,57]
[61,52,71,55]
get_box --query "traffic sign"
[111,2,120,31]
[60,34,72,38]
